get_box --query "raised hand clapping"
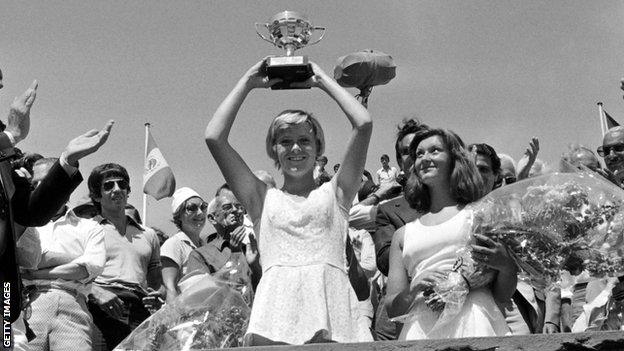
[6,80,38,144]
[63,120,114,166]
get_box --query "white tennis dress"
[399,209,509,340]
[245,181,373,344]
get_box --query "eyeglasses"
[102,179,129,191]
[185,202,208,213]
[221,203,245,212]
[597,143,624,157]
[502,176,516,185]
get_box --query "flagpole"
[598,102,606,137]
[143,123,150,226]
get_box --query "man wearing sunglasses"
[0,76,113,349]
[499,154,518,186]
[598,126,624,186]
[86,163,164,351]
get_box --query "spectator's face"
[97,176,129,212]
[381,157,388,167]
[397,133,416,173]
[499,160,516,186]
[475,154,497,192]
[275,124,317,177]
[333,164,340,173]
[414,135,451,187]
[210,193,244,232]
[180,197,207,233]
[571,150,600,172]
[601,130,624,174]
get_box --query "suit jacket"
[0,147,82,323]
[373,195,419,276]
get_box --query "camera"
[11,148,43,175]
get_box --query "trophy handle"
[254,23,275,45]
[307,26,326,46]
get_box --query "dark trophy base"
[265,56,313,90]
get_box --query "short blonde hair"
[265,110,325,169]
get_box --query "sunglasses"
[186,202,208,213]
[502,176,516,185]
[597,143,624,157]
[102,179,129,191]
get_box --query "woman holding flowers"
[205,59,373,345]
[385,128,512,339]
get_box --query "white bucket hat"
[171,187,202,214]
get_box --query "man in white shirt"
[375,154,399,186]
[20,158,106,351]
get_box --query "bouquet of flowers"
[431,170,624,329]
[114,259,252,350]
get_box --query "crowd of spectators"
[3,62,624,350]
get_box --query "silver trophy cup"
[255,11,326,89]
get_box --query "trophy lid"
[256,11,325,54]
[269,11,309,24]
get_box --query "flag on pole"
[143,125,176,200]
[604,108,620,129]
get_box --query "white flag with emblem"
[143,128,176,200]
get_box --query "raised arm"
[205,60,280,222]
[294,62,372,209]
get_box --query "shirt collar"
[175,231,201,249]
[94,214,144,231]
[49,205,69,223]
[207,233,228,251]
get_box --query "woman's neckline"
[279,182,325,199]
[417,205,466,227]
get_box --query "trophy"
[255,11,326,89]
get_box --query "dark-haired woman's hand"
[409,269,446,296]
[471,233,517,273]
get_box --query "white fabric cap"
[171,187,202,214]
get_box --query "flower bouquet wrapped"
[472,171,624,279]
[114,259,252,350]
[429,170,624,329]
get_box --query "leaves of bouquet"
[471,172,624,285]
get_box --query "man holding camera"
[0,72,114,349]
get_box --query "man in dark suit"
[370,119,428,340]
[0,77,114,349]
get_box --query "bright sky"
[1,1,623,236]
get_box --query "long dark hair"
[404,128,484,212]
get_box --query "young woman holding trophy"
[204,58,374,344]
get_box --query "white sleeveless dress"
[245,181,373,344]
[399,209,509,340]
